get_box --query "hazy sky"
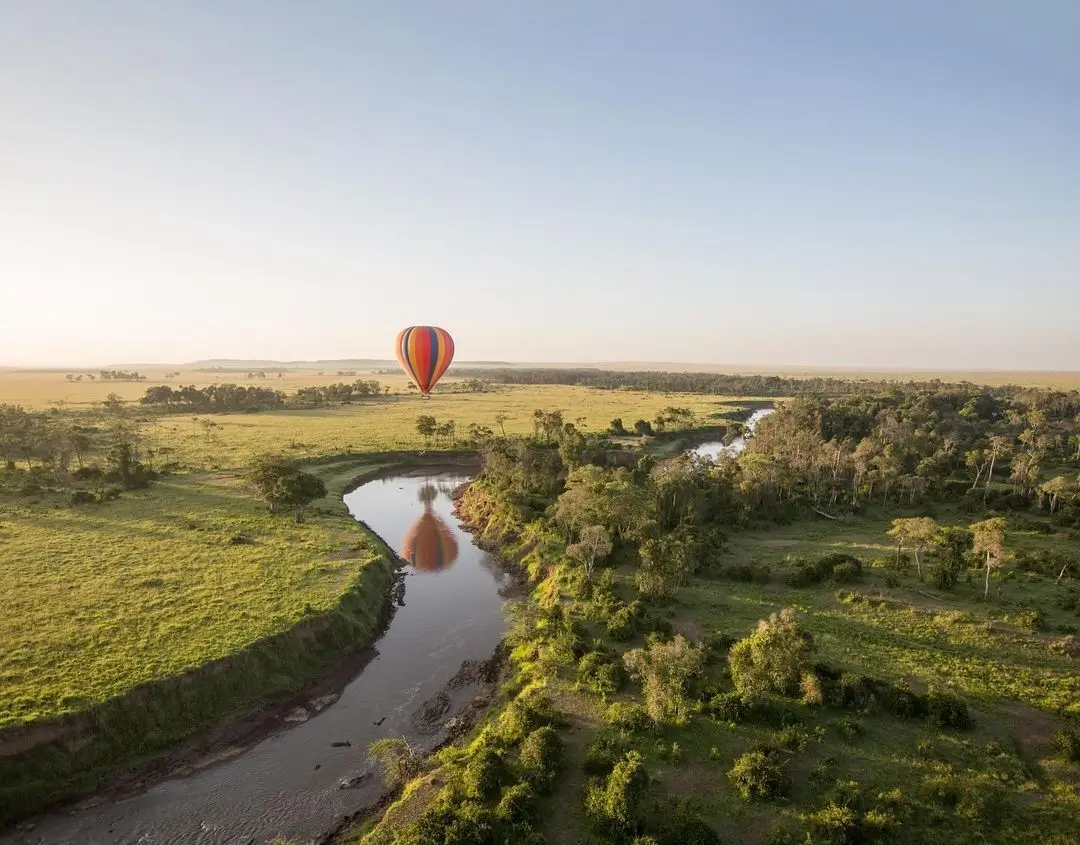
[2,1,1078,369]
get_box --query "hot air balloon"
[395,326,455,398]
[401,507,459,573]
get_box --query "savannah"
[4,3,1080,844]
[2,364,1080,845]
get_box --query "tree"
[622,634,705,726]
[246,454,298,513]
[493,413,508,437]
[728,608,814,700]
[633,419,654,437]
[415,414,437,445]
[609,417,628,435]
[1040,476,1073,513]
[971,517,1007,599]
[273,470,326,522]
[566,524,613,580]
[932,526,973,589]
[635,531,694,600]
[886,517,938,580]
[984,435,1011,502]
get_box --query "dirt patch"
[660,762,721,800]
[672,617,704,641]
[759,539,799,548]
[1006,702,1061,754]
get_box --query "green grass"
[148,385,756,468]
[0,471,390,731]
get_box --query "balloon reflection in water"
[401,503,459,573]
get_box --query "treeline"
[0,404,159,501]
[138,379,388,412]
[452,366,1080,404]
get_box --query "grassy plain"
[0,471,390,731]
[0,376,746,731]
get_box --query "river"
[2,469,511,845]
[688,406,775,459]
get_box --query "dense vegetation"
[357,382,1080,844]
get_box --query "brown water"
[2,470,511,845]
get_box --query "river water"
[3,470,510,845]
[689,407,775,459]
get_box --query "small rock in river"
[314,764,321,770]
[331,740,352,747]
[373,716,386,726]
[338,773,370,790]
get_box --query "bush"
[831,562,861,584]
[69,490,96,506]
[831,673,876,711]
[926,690,972,729]
[1050,726,1080,762]
[647,796,721,845]
[705,691,749,723]
[584,750,650,841]
[584,730,631,777]
[517,726,563,792]
[579,650,627,696]
[727,748,788,801]
[461,747,506,801]
[806,802,860,845]
[608,702,654,734]
[495,782,536,825]
[729,608,815,700]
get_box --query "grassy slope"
[0,456,401,824]
[0,471,388,730]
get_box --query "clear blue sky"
[2,1,1077,369]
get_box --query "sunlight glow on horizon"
[2,1,1078,370]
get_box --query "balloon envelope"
[395,326,455,396]
[401,509,459,572]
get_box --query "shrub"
[706,691,749,723]
[647,796,722,845]
[703,632,737,664]
[1050,726,1080,762]
[729,608,815,700]
[517,726,563,792]
[584,730,631,777]
[726,748,788,801]
[806,802,860,845]
[623,634,706,726]
[833,716,863,741]
[461,747,506,801]
[831,562,861,584]
[926,690,972,729]
[832,673,876,711]
[69,490,96,506]
[495,782,536,825]
[608,702,654,734]
[579,650,627,696]
[584,750,650,841]
[800,670,825,705]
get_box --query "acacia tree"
[1040,476,1073,513]
[415,414,437,445]
[246,454,298,513]
[984,435,1012,502]
[273,470,326,523]
[971,517,1007,599]
[886,517,939,580]
[567,524,613,580]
